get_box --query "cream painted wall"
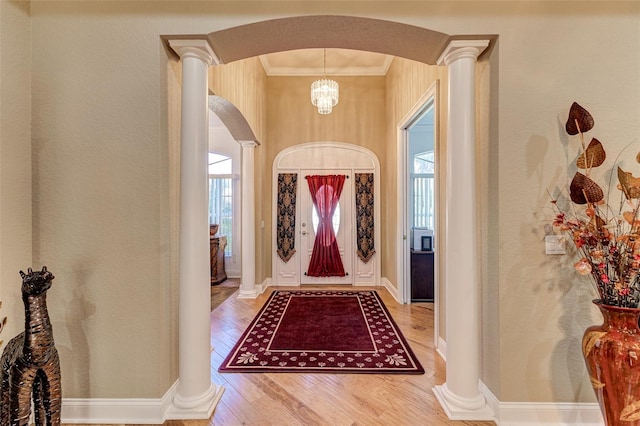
[0,1,32,346]
[265,76,387,279]
[384,57,448,309]
[29,2,191,399]
[10,0,639,407]
[209,57,268,282]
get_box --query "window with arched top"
[208,152,233,256]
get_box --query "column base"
[237,288,259,299]
[166,383,225,420]
[433,383,494,421]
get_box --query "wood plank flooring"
[184,285,497,426]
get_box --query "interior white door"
[300,169,352,285]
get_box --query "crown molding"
[259,54,393,77]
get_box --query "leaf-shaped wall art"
[566,102,595,135]
[570,172,604,204]
[576,138,606,169]
[617,167,640,199]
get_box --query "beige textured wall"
[265,76,386,278]
[477,46,501,398]
[12,0,640,406]
[0,1,32,345]
[28,2,206,398]
[384,57,448,305]
[209,57,268,281]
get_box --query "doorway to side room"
[399,85,439,314]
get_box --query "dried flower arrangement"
[551,102,640,308]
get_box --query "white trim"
[437,336,447,361]
[272,142,381,287]
[61,381,171,424]
[61,378,602,426]
[170,38,221,414]
[434,384,495,421]
[166,383,224,420]
[238,141,259,298]
[61,380,224,423]
[479,382,603,426]
[437,39,488,418]
[437,40,489,66]
[380,277,401,303]
[168,39,219,66]
[396,81,439,314]
[259,54,393,76]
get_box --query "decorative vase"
[583,300,640,425]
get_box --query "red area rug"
[218,290,424,374]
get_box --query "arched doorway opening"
[167,16,492,421]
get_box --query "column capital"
[169,39,220,66]
[437,40,490,66]
[238,140,260,148]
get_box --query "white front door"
[300,169,352,285]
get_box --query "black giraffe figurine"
[0,266,61,425]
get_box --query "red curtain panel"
[305,175,346,277]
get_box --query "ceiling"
[209,48,410,139]
[259,48,393,76]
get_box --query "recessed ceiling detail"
[259,48,394,76]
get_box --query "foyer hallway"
[182,285,497,426]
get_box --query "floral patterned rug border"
[218,290,425,374]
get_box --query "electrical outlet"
[545,235,566,255]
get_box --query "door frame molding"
[397,81,439,345]
[272,141,381,287]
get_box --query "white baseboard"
[62,381,225,424]
[381,277,402,303]
[259,278,271,292]
[436,336,446,361]
[479,382,603,426]
[62,381,177,424]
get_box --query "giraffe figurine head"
[19,266,55,296]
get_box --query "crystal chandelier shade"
[310,49,339,114]
[311,79,339,114]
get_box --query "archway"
[167,16,492,421]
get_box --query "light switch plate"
[545,235,566,255]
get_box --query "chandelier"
[310,49,339,114]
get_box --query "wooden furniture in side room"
[210,235,227,285]
[410,249,434,302]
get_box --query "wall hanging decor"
[355,172,375,263]
[0,266,61,426]
[276,173,298,263]
[550,102,640,425]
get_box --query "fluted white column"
[238,140,259,298]
[433,40,493,421]
[166,39,224,419]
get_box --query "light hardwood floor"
[168,285,496,426]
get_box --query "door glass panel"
[312,202,341,235]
